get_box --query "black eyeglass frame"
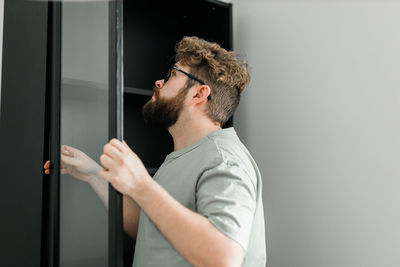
[164,65,211,100]
[164,65,204,84]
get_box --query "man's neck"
[168,118,222,152]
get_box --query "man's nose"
[155,79,164,88]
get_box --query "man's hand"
[44,145,103,182]
[99,138,150,197]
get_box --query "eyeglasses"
[164,65,210,100]
[164,65,205,85]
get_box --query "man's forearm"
[132,177,244,267]
[88,170,141,239]
[88,170,109,210]
[123,194,141,239]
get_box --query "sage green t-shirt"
[132,127,266,267]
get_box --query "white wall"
[232,0,400,266]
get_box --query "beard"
[142,86,188,129]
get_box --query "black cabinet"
[123,0,233,174]
[0,1,50,266]
[0,0,232,266]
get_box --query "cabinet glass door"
[60,1,109,266]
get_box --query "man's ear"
[192,85,211,104]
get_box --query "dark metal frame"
[109,0,125,266]
[227,2,234,127]
[43,1,125,266]
[42,1,61,266]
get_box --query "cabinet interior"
[123,0,232,175]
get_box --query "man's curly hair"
[175,36,250,126]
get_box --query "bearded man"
[45,36,266,267]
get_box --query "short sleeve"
[196,160,257,251]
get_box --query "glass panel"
[60,1,108,267]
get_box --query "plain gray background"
[229,0,400,266]
[1,0,400,266]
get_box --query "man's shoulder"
[208,128,262,184]
[206,128,251,164]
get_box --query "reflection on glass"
[60,2,108,266]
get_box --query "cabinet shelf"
[60,78,153,97]
[124,86,153,96]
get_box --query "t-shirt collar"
[165,127,235,160]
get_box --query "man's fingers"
[61,154,79,167]
[62,145,75,157]
[100,153,113,170]
[45,167,67,175]
[110,138,125,153]
[104,143,123,162]
[44,159,67,175]
[122,140,131,151]
[44,161,64,169]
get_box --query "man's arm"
[45,146,141,239]
[132,177,245,267]
[88,171,140,240]
[122,194,141,239]
[98,139,246,266]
